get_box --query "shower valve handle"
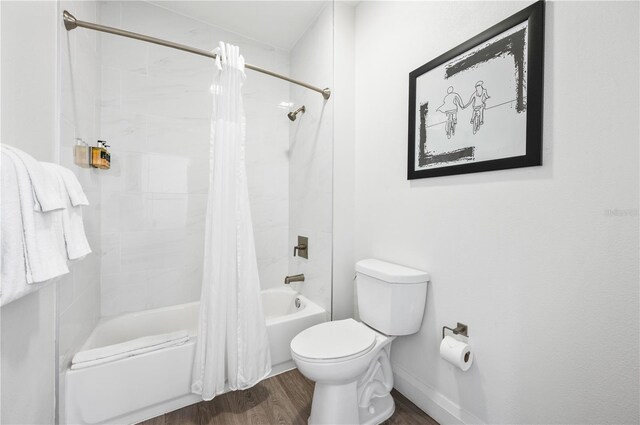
[293,236,308,259]
[293,244,307,257]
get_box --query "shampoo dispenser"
[90,140,111,169]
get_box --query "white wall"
[288,3,334,314]
[57,1,103,422]
[332,2,356,320]
[353,1,639,423]
[1,1,102,422]
[0,2,58,423]
[98,1,291,316]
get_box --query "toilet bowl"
[291,319,395,425]
[291,259,430,425]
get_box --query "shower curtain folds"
[191,42,271,401]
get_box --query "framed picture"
[407,1,544,180]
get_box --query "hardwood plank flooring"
[139,369,437,425]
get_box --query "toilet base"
[301,335,396,425]
[308,381,395,425]
[359,393,395,425]
[309,380,359,425]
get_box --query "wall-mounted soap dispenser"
[73,138,91,168]
[90,140,111,169]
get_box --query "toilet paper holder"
[442,322,468,339]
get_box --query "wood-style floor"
[139,369,438,425]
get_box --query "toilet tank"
[356,259,429,336]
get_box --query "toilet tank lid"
[356,259,430,284]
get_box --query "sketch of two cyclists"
[437,81,490,138]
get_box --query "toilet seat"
[291,319,377,362]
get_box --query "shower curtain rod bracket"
[63,10,78,31]
[61,10,331,99]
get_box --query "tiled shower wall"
[98,1,291,316]
[58,0,102,378]
[57,1,103,422]
[288,4,334,314]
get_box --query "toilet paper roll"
[440,335,473,371]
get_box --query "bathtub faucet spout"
[284,274,305,284]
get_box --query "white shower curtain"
[191,42,271,401]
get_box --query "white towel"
[41,163,92,260]
[1,147,69,284]
[0,154,39,305]
[42,162,89,206]
[71,331,190,370]
[2,145,65,212]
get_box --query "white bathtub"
[65,288,327,425]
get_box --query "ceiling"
[148,1,329,51]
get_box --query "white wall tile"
[100,66,121,109]
[101,150,146,193]
[100,232,121,275]
[56,2,103,422]
[99,1,291,315]
[100,107,146,152]
[288,5,334,314]
[148,193,189,230]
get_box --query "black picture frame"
[407,1,544,180]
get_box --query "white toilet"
[290,259,429,425]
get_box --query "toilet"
[290,259,429,425]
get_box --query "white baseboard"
[391,362,484,425]
[269,360,295,377]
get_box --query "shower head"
[288,105,306,121]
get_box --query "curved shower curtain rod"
[62,11,331,100]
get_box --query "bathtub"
[65,288,327,425]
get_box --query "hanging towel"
[1,146,69,284]
[70,330,190,370]
[43,162,89,206]
[0,154,44,305]
[41,163,92,260]
[2,144,65,212]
